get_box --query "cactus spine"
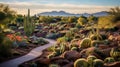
[74,58,89,67]
[93,59,104,67]
[24,9,35,36]
[104,57,115,63]
[79,38,91,48]
[87,55,97,67]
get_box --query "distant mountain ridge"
[37,11,108,17]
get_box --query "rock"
[79,47,96,58]
[35,57,50,65]
[50,56,64,62]
[99,44,109,49]
[62,50,80,61]
[53,59,70,66]
[104,62,120,67]
[62,62,74,67]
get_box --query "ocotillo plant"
[24,9,35,36]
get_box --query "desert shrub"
[0,37,12,57]
[98,16,115,28]
[46,33,58,39]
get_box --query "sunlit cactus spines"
[104,57,115,63]
[74,58,89,67]
[87,55,97,67]
[110,48,120,59]
[93,59,104,67]
[79,38,91,48]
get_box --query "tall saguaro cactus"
[24,9,35,36]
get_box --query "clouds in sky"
[0,0,119,15]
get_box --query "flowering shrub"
[6,34,27,42]
[6,34,28,48]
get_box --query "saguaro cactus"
[24,9,35,36]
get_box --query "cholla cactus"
[24,9,35,36]
[87,55,97,67]
[93,59,104,67]
[79,38,91,48]
[104,57,115,63]
[74,58,89,67]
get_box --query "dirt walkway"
[0,39,56,67]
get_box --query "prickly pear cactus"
[79,38,91,48]
[74,58,89,67]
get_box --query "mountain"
[37,11,108,17]
[92,11,108,17]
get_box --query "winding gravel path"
[0,39,56,67]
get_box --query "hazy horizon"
[0,0,120,16]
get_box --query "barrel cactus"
[90,34,102,40]
[71,47,78,51]
[47,52,56,59]
[74,58,89,67]
[49,64,59,67]
[91,40,100,47]
[93,59,104,67]
[87,55,97,67]
[79,38,91,48]
[110,48,120,59]
[104,57,115,63]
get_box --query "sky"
[0,0,120,15]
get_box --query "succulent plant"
[47,53,56,59]
[87,55,97,67]
[93,59,104,67]
[49,64,59,67]
[71,47,78,51]
[104,57,115,63]
[74,58,89,67]
[24,9,35,36]
[91,40,100,47]
[110,48,120,59]
[90,34,98,40]
[79,38,91,48]
[54,48,61,56]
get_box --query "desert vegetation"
[0,3,120,67]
